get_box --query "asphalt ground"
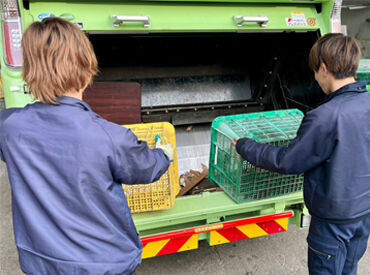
[1,161,370,275]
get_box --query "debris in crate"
[189,178,223,195]
[179,176,186,188]
[177,164,208,197]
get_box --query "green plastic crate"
[209,109,304,204]
[357,59,370,90]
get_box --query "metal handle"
[233,16,269,28]
[111,15,150,28]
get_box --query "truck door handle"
[111,15,150,28]
[233,16,269,28]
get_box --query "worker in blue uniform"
[234,33,370,275]
[0,18,173,275]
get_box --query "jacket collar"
[324,81,367,103]
[57,96,92,112]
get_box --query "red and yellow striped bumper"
[141,211,293,259]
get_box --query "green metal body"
[133,189,305,238]
[0,0,335,238]
[2,0,334,108]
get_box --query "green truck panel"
[28,2,322,32]
[4,1,333,108]
[133,190,304,238]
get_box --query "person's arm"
[0,108,18,163]
[0,111,5,162]
[236,108,336,174]
[109,125,170,185]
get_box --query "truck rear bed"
[135,190,304,258]
[1,0,337,259]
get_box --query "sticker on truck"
[307,18,316,26]
[38,13,56,20]
[286,12,308,27]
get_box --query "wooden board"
[83,82,141,125]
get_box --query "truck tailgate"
[27,1,326,33]
[134,190,303,235]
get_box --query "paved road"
[1,161,370,275]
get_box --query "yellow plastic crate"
[122,122,179,213]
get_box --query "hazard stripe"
[142,239,169,258]
[257,220,285,234]
[210,230,230,245]
[178,234,198,252]
[141,215,291,257]
[156,235,192,256]
[237,223,268,239]
[275,218,289,231]
[210,217,289,246]
[217,227,249,242]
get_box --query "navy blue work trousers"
[307,215,370,275]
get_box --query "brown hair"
[22,17,98,104]
[308,33,361,79]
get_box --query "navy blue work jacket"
[0,96,170,275]
[236,81,370,223]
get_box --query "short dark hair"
[309,33,361,79]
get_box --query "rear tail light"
[1,0,23,68]
[330,0,342,33]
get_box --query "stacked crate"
[209,109,304,203]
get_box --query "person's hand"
[232,137,239,148]
[155,135,174,162]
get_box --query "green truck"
[1,0,365,259]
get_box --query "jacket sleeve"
[0,111,5,162]
[107,124,170,185]
[0,108,18,163]
[236,108,336,174]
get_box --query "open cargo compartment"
[0,0,333,258]
[89,31,324,177]
[0,0,335,259]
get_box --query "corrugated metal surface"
[176,125,211,176]
[141,75,251,107]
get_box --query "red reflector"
[3,21,23,67]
